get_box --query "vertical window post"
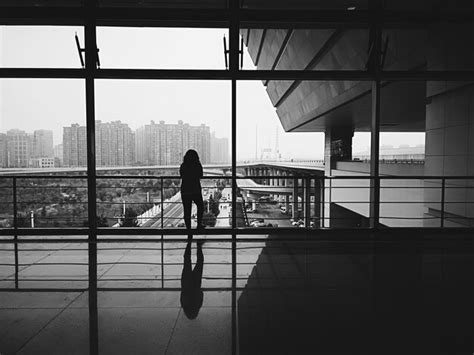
[85,0,98,353]
[369,2,382,229]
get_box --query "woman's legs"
[182,194,192,230]
[193,194,204,228]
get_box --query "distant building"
[53,144,63,167]
[32,130,54,158]
[0,133,7,168]
[63,124,87,167]
[135,120,211,166]
[210,132,229,164]
[31,157,55,168]
[96,120,135,166]
[63,121,135,167]
[353,144,425,160]
[6,129,32,168]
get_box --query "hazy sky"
[0,26,425,159]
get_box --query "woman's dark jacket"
[180,162,203,195]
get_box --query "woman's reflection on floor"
[180,240,204,319]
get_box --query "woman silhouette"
[180,149,204,231]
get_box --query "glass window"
[0,26,84,68]
[97,27,228,69]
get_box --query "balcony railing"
[0,174,472,232]
[0,173,473,292]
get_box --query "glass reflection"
[180,240,205,319]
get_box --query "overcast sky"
[0,26,425,160]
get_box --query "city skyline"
[0,119,229,168]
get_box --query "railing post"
[160,177,164,229]
[440,177,445,228]
[160,177,164,288]
[292,178,298,221]
[304,177,311,227]
[13,177,18,289]
[313,177,321,228]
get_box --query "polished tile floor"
[1,230,473,354]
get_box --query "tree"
[202,211,217,227]
[119,207,139,227]
[208,194,220,217]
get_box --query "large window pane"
[95,80,230,230]
[0,79,87,228]
[0,26,84,68]
[97,27,227,69]
[238,80,326,228]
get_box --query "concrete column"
[313,178,322,228]
[303,178,311,227]
[324,126,354,176]
[285,195,290,216]
[292,178,298,220]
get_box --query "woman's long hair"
[182,149,200,166]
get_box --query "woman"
[180,149,204,230]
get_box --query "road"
[145,187,230,229]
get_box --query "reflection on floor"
[1,230,473,354]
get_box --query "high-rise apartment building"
[63,124,87,167]
[6,129,32,168]
[135,120,211,166]
[32,130,54,158]
[96,120,135,166]
[210,132,229,164]
[63,121,135,167]
[0,133,8,168]
[53,144,63,167]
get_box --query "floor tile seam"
[97,251,131,280]
[14,245,69,275]
[164,307,182,355]
[15,290,85,353]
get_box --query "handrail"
[1,174,474,179]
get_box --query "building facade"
[210,132,229,164]
[53,143,63,167]
[135,120,211,166]
[5,129,32,168]
[95,120,135,166]
[63,124,87,167]
[0,133,8,168]
[63,121,135,167]
[32,130,54,158]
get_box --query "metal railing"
[0,174,473,232]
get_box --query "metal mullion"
[230,2,239,355]
[369,1,382,229]
[0,68,85,79]
[6,68,469,82]
[96,69,231,80]
[0,7,85,25]
[95,7,231,24]
[85,1,98,354]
